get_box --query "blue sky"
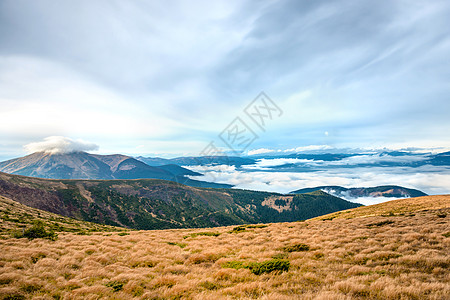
[1,0,450,161]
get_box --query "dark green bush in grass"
[281,243,310,252]
[247,259,290,275]
[222,259,290,275]
[21,221,58,240]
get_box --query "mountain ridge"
[0,151,231,188]
[290,185,427,198]
[0,171,360,230]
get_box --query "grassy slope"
[313,194,450,220]
[0,195,125,239]
[0,195,448,299]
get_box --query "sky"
[1,0,450,161]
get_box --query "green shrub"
[281,243,310,252]
[105,281,125,292]
[229,226,246,233]
[247,259,290,275]
[437,213,447,218]
[221,259,290,275]
[221,260,244,270]
[118,232,130,236]
[245,224,268,229]
[22,221,58,240]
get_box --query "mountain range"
[0,151,231,188]
[136,155,255,167]
[0,171,361,229]
[290,185,427,198]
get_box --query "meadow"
[0,196,449,299]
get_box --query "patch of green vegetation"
[183,232,221,239]
[222,259,290,275]
[12,220,58,240]
[118,232,130,236]
[222,260,245,270]
[442,232,450,238]
[244,224,268,229]
[436,213,447,218]
[105,280,126,292]
[281,243,310,252]
[228,224,269,234]
[167,242,187,248]
[366,220,394,228]
[229,226,247,233]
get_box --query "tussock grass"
[0,196,449,299]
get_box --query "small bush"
[22,221,58,240]
[105,280,126,292]
[281,243,310,252]
[247,259,290,275]
[436,213,447,218]
[229,226,246,233]
[118,232,130,236]
[245,224,268,229]
[222,259,290,275]
[442,232,450,238]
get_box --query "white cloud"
[242,158,315,170]
[24,136,99,154]
[318,154,428,166]
[247,148,275,155]
[284,145,335,153]
[185,164,450,201]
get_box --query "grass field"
[0,195,449,299]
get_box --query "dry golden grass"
[0,196,449,299]
[313,195,450,220]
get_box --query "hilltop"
[0,195,448,299]
[313,194,450,220]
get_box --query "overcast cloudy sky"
[1,0,450,161]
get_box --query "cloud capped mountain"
[0,151,199,182]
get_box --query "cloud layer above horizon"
[1,0,450,160]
